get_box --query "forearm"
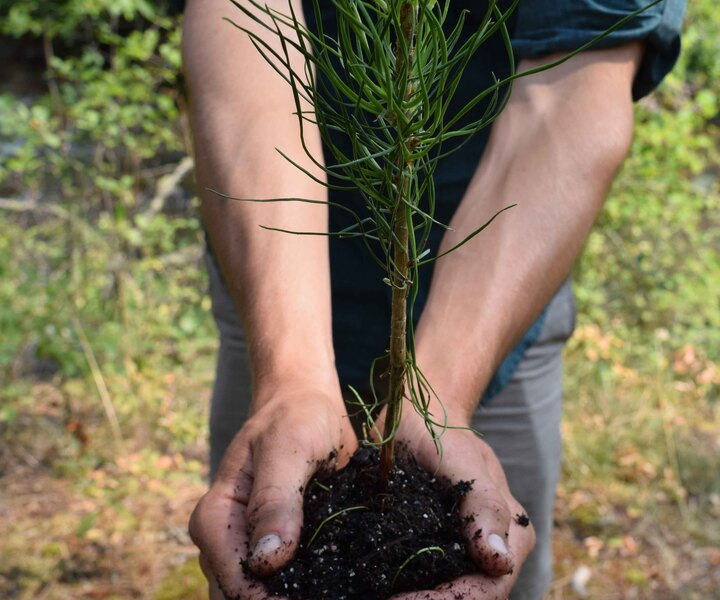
[414,44,644,424]
[183,0,337,398]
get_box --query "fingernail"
[252,533,282,559]
[488,533,509,555]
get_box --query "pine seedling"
[225,0,518,481]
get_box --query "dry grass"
[548,324,720,600]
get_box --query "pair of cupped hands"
[189,382,535,600]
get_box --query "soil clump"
[257,446,477,600]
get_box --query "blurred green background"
[0,1,717,599]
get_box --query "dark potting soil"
[256,446,478,600]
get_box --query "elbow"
[542,86,637,193]
[586,97,636,182]
[514,42,644,188]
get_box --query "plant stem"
[380,179,410,479]
[380,0,418,482]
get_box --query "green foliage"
[0,1,206,386]
[574,0,720,359]
[0,0,157,40]
[0,3,184,193]
[233,0,674,474]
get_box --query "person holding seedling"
[181,0,685,598]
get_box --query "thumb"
[427,434,517,577]
[246,434,317,576]
[462,483,515,576]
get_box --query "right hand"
[189,380,357,599]
[388,416,536,600]
[373,401,535,600]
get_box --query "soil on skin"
[257,446,477,600]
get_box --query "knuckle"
[188,493,211,545]
[247,486,299,536]
[250,485,291,513]
[474,492,512,524]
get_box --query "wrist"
[410,334,493,428]
[397,394,471,451]
[400,317,500,427]
[252,360,343,411]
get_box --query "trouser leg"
[205,251,253,479]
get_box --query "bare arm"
[414,43,643,423]
[183,1,356,597]
[393,43,645,599]
[183,0,334,390]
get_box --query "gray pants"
[205,249,574,600]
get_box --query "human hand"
[386,409,536,600]
[189,381,358,599]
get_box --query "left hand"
[382,408,536,600]
[189,381,357,600]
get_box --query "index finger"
[189,444,258,599]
